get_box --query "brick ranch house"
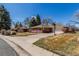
[29,24,53,33]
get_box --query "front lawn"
[11,32,36,37]
[33,33,79,56]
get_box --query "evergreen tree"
[31,17,37,26]
[36,14,41,25]
[25,14,41,27]
[0,5,11,30]
[29,17,37,27]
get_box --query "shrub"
[5,30,11,35]
[1,29,6,35]
[11,31,16,35]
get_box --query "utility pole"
[52,22,56,35]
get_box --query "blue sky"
[2,3,79,25]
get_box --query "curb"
[7,39,32,56]
[0,35,32,56]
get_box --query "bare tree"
[23,17,30,28]
[42,18,49,26]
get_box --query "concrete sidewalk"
[0,32,63,56]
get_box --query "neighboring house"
[11,25,28,32]
[29,24,53,33]
[29,23,64,33]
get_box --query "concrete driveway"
[0,31,63,56]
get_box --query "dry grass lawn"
[12,32,36,37]
[33,33,79,56]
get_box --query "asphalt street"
[0,38,18,56]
